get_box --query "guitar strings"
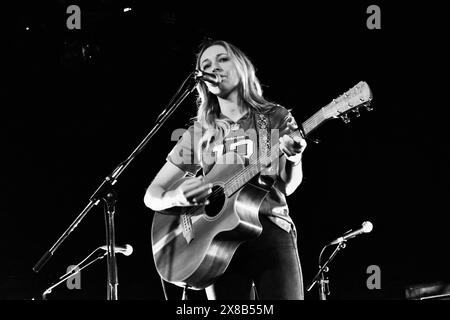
[180,83,367,218]
[222,131,299,189]
[185,98,367,217]
[183,150,271,217]
[183,132,300,218]
[205,84,366,206]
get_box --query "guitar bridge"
[181,213,194,244]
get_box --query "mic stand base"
[103,190,118,300]
[318,271,330,300]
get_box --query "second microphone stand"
[307,241,347,300]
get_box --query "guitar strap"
[256,111,278,182]
[256,112,270,160]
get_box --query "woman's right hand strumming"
[144,160,214,212]
[166,177,213,207]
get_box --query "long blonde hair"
[194,40,275,154]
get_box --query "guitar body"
[151,153,268,289]
[150,81,373,290]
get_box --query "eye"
[202,63,211,71]
[219,56,229,62]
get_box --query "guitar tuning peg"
[340,113,350,123]
[353,108,360,117]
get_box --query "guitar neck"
[224,79,372,195]
[224,110,326,196]
[302,107,328,137]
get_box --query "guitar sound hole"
[204,185,225,218]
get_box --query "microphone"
[99,244,133,256]
[327,221,373,245]
[194,70,222,85]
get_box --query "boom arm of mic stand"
[33,200,98,273]
[33,72,199,273]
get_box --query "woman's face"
[199,45,240,97]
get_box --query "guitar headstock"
[323,81,373,123]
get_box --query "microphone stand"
[307,241,347,300]
[33,71,199,300]
[103,190,118,300]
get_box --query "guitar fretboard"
[302,107,327,136]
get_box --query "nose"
[212,62,222,73]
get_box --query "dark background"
[2,1,449,300]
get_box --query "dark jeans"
[207,215,304,300]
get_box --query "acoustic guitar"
[151,81,372,289]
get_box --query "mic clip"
[193,70,222,85]
[193,70,201,79]
[193,70,205,81]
